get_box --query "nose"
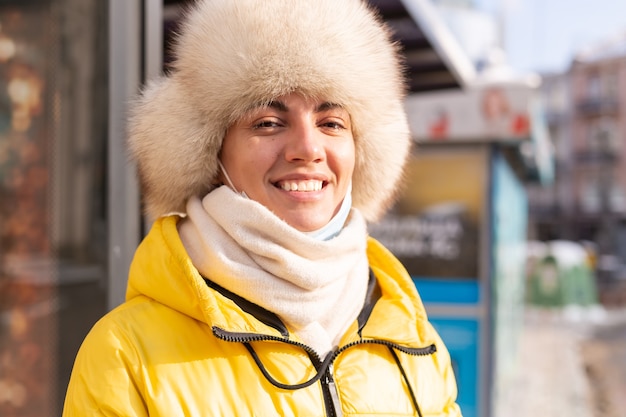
[284,120,325,163]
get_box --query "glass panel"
[370,145,487,280]
[0,1,108,416]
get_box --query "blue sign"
[429,317,480,417]
[412,278,482,417]
[412,278,480,304]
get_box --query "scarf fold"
[178,186,370,355]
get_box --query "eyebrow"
[264,100,344,113]
[316,102,344,112]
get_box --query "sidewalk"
[497,306,626,417]
[580,308,626,417]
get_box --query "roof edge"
[400,0,477,90]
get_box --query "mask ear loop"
[218,160,248,198]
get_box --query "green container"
[526,241,598,307]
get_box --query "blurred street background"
[1,0,626,416]
[502,307,626,417]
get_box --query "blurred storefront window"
[0,1,108,415]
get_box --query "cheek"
[336,142,356,176]
[236,147,279,181]
[252,147,279,166]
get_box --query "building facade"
[529,32,626,302]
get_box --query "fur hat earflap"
[128,0,412,222]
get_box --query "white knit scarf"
[178,186,370,355]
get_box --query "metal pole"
[107,0,142,310]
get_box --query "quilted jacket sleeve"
[62,316,148,417]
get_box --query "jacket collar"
[203,270,381,340]
[127,216,434,349]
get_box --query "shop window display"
[0,2,108,416]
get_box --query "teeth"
[279,180,323,191]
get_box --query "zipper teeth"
[214,326,436,361]
[216,327,435,355]
[215,327,435,416]
[320,340,434,417]
[324,363,343,417]
[333,338,437,359]
[212,327,323,364]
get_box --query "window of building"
[609,183,626,213]
[587,117,619,155]
[580,179,602,213]
[602,70,619,101]
[587,73,601,101]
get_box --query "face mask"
[303,182,352,241]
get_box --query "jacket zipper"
[337,338,437,356]
[213,326,436,415]
[322,363,343,417]
[212,326,322,359]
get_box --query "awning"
[368,0,476,93]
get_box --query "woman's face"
[220,93,355,232]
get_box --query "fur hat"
[128,0,411,222]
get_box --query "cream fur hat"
[129,0,411,222]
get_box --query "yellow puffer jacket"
[63,216,461,417]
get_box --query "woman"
[63,0,462,416]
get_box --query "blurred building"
[529,31,626,302]
[393,4,557,417]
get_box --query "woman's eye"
[253,120,280,129]
[322,121,345,130]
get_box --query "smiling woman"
[62,0,463,416]
[219,93,355,232]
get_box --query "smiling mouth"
[276,180,324,192]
